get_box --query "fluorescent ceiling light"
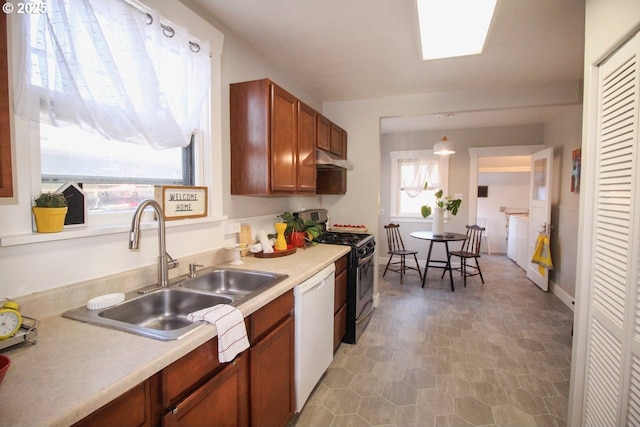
[417,0,497,61]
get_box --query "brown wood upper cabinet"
[316,114,331,153]
[230,79,316,195]
[329,123,347,159]
[317,110,347,159]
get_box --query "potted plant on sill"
[32,192,68,233]
[278,212,323,248]
[420,182,462,236]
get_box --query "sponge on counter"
[86,293,125,310]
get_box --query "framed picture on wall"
[571,148,581,193]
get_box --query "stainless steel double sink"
[63,268,288,340]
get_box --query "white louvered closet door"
[583,32,640,426]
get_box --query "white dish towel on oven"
[187,304,249,363]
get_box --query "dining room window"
[389,150,449,219]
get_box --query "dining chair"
[383,224,423,284]
[446,224,485,287]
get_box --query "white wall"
[545,105,583,301]
[181,0,327,220]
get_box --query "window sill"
[0,214,228,247]
[390,216,433,223]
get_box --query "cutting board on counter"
[254,247,297,258]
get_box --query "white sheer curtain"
[400,158,438,197]
[14,0,211,150]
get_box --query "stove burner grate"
[317,231,373,247]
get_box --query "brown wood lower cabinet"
[72,375,161,427]
[249,291,295,427]
[163,354,249,427]
[250,315,294,427]
[333,255,348,351]
[74,291,295,427]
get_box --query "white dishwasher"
[294,263,335,412]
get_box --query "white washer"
[294,263,335,412]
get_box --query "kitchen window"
[389,150,449,219]
[39,123,196,213]
[14,0,211,217]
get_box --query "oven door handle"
[358,250,376,267]
[356,299,375,324]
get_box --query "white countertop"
[0,244,349,427]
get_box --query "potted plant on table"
[420,182,462,236]
[278,212,323,248]
[32,192,68,233]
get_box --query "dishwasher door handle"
[300,276,331,294]
[298,265,336,293]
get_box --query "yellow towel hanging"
[531,233,553,275]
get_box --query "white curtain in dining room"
[13,0,211,150]
[400,158,432,197]
[389,150,447,218]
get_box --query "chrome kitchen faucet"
[129,199,179,288]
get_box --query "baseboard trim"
[550,280,575,310]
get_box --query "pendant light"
[433,114,456,155]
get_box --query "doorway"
[476,155,530,254]
[468,145,544,255]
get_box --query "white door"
[570,32,640,426]
[526,147,553,291]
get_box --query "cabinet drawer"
[163,353,249,427]
[334,268,347,313]
[250,290,294,343]
[162,339,222,406]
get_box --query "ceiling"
[187,0,585,132]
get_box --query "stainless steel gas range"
[294,209,376,344]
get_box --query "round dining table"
[410,231,468,291]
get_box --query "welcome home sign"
[154,186,208,220]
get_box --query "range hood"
[316,150,353,170]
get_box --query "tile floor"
[290,255,574,427]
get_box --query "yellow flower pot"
[32,207,68,233]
